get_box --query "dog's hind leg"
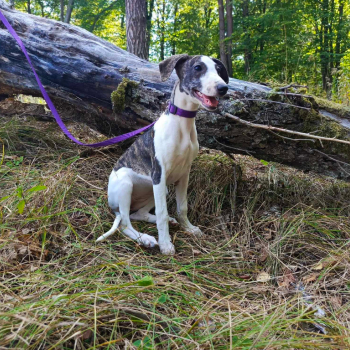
[97,170,158,248]
[130,198,178,225]
[116,173,158,247]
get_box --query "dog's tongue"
[203,94,219,107]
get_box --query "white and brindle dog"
[96,54,229,255]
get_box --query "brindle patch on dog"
[114,126,162,185]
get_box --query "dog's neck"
[171,82,199,112]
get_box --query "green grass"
[1,116,350,349]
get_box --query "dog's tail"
[96,213,122,242]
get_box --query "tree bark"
[126,0,148,60]
[217,0,228,71]
[146,0,155,57]
[64,0,74,24]
[1,0,350,181]
[242,0,251,74]
[60,0,64,22]
[335,0,344,69]
[226,0,233,77]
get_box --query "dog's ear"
[159,54,190,82]
[211,58,229,84]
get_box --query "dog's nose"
[217,84,228,96]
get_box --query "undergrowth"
[1,116,350,349]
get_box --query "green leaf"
[133,340,142,347]
[17,200,25,214]
[157,294,167,304]
[0,195,10,202]
[260,159,269,166]
[16,187,23,198]
[137,276,154,286]
[28,185,47,193]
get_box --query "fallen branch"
[224,112,350,146]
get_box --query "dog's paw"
[139,234,158,248]
[159,241,176,255]
[169,217,179,225]
[184,226,204,237]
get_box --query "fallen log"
[1,0,350,180]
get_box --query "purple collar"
[168,102,197,118]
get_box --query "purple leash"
[0,9,155,147]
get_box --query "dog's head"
[159,54,229,111]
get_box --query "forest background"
[10,0,350,104]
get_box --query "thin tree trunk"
[171,3,178,56]
[64,0,74,24]
[126,0,148,60]
[38,0,44,17]
[204,6,212,29]
[27,0,31,14]
[121,13,125,29]
[226,0,233,77]
[159,0,165,61]
[218,0,228,70]
[335,0,344,69]
[146,0,155,57]
[242,0,251,74]
[60,0,64,22]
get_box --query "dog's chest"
[154,114,199,184]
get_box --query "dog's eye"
[194,65,202,71]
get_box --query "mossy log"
[1,0,350,180]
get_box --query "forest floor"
[1,114,350,349]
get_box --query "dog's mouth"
[193,90,219,110]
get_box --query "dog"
[96,54,229,255]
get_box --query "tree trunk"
[335,0,344,69]
[60,0,64,22]
[146,0,155,57]
[159,0,165,61]
[1,0,350,181]
[64,0,74,24]
[126,0,148,60]
[171,3,178,56]
[242,0,251,74]
[8,0,13,8]
[217,0,228,71]
[226,0,233,77]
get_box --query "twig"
[267,129,316,143]
[76,175,104,190]
[278,83,307,91]
[313,149,350,176]
[213,136,255,156]
[281,92,314,98]
[224,112,350,146]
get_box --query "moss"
[267,91,283,102]
[111,78,139,113]
[314,96,350,118]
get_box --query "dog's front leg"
[153,181,175,255]
[176,174,203,237]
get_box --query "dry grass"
[1,116,350,349]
